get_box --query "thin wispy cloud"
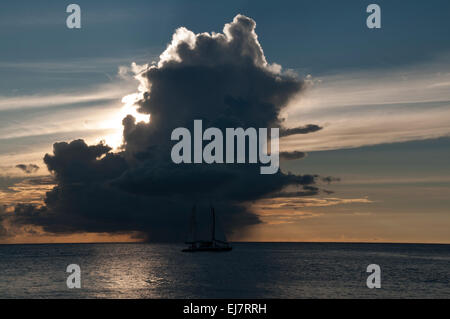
[0,54,159,73]
[281,57,450,152]
[0,67,149,168]
[0,82,134,111]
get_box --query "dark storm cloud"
[322,176,341,184]
[279,124,322,137]
[280,151,307,161]
[264,188,320,198]
[11,15,327,241]
[15,164,39,174]
[44,139,128,184]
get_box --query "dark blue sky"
[1,0,450,71]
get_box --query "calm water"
[0,243,448,298]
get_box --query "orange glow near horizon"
[1,176,449,245]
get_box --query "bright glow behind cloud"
[102,91,150,149]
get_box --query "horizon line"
[1,241,449,246]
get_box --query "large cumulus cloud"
[11,15,325,241]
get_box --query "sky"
[0,0,449,244]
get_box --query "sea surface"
[0,243,449,298]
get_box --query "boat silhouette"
[182,205,232,252]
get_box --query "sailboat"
[182,205,232,252]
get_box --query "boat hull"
[182,246,232,252]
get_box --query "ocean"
[0,243,448,299]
